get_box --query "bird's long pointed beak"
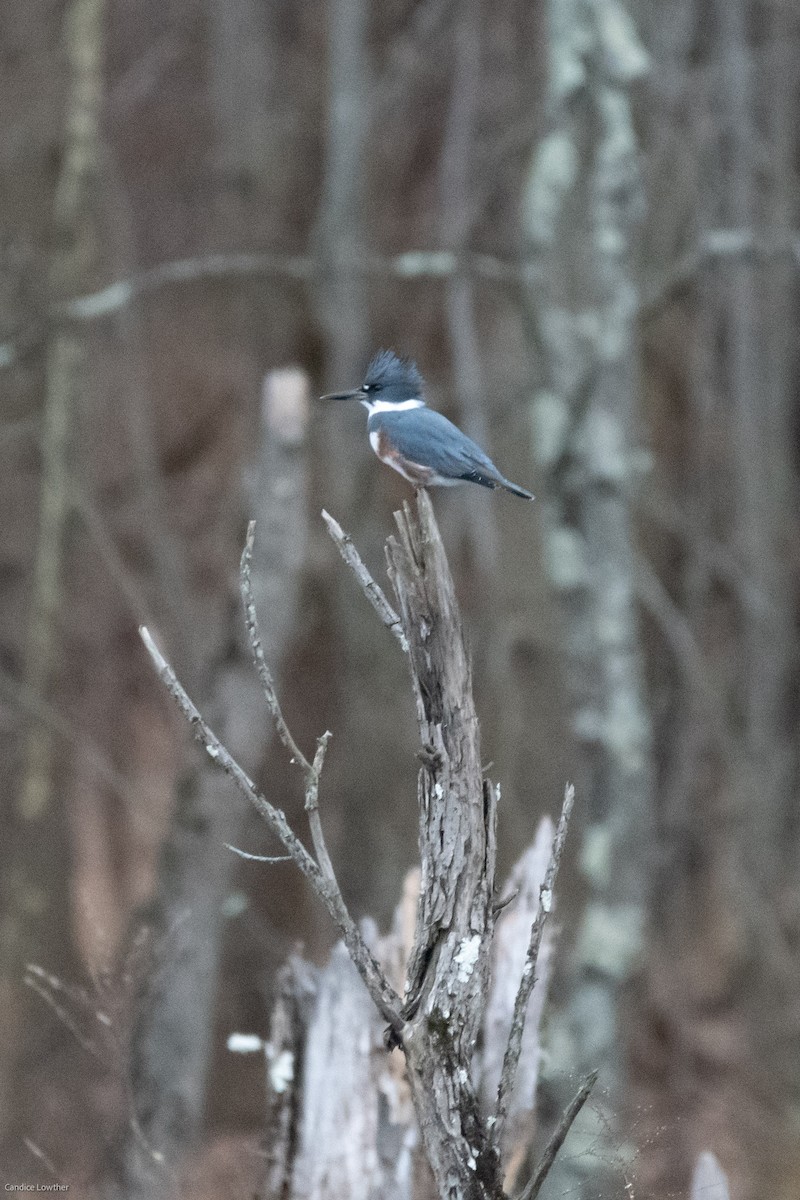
[319,388,363,402]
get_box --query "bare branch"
[303,731,340,892]
[223,844,292,865]
[69,477,154,629]
[5,228,800,371]
[241,523,365,969]
[635,554,738,764]
[24,965,105,1062]
[515,1070,599,1200]
[240,520,311,770]
[138,625,403,1033]
[322,509,409,651]
[0,666,137,809]
[494,784,575,1148]
[23,1139,62,1183]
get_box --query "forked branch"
[138,615,401,1034]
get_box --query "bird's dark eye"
[362,382,380,393]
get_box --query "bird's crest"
[364,349,424,395]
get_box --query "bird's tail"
[500,478,535,501]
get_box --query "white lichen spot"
[454,934,481,982]
[433,782,444,801]
[467,1151,477,1170]
[205,744,220,761]
[531,391,569,467]
[524,132,580,240]
[597,0,650,82]
[269,1049,295,1094]
[581,824,612,886]
[227,1032,264,1054]
[458,1067,469,1085]
[540,887,553,914]
[545,528,587,592]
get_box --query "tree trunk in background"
[632,4,800,1197]
[315,0,369,392]
[521,2,653,1194]
[112,376,310,1196]
[0,0,104,1163]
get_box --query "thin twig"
[493,783,575,1147]
[492,886,519,917]
[224,843,293,864]
[23,1139,62,1183]
[304,731,339,888]
[242,526,368,959]
[322,509,409,652]
[241,521,311,770]
[23,966,104,1062]
[138,625,403,1032]
[515,1069,598,1200]
[0,667,137,808]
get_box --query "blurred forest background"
[1,0,798,1197]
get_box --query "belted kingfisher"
[322,350,534,500]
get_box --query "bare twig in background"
[0,667,137,809]
[22,1138,62,1184]
[99,142,197,682]
[23,964,106,1062]
[7,228,800,370]
[493,784,575,1149]
[370,0,457,127]
[635,560,726,727]
[516,1069,598,1200]
[68,478,154,629]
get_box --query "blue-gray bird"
[322,350,534,500]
